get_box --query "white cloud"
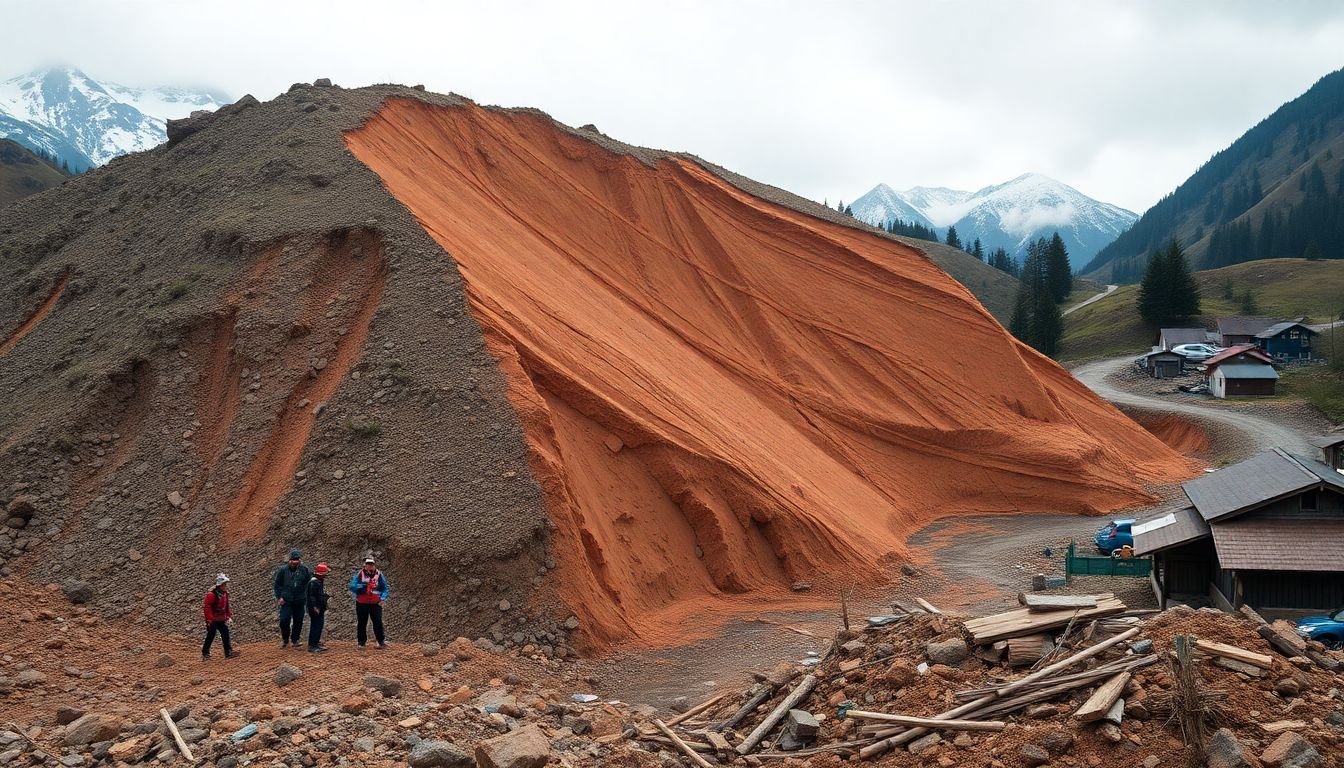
[3,0,1342,213]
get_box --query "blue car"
[1295,608,1344,650]
[1094,519,1135,555]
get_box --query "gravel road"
[1062,284,1117,316]
[1073,355,1315,455]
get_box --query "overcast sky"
[6,0,1343,212]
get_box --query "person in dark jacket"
[202,573,238,659]
[306,562,331,652]
[273,548,311,648]
[349,556,389,648]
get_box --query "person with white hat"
[349,556,389,648]
[202,573,238,659]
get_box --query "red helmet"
[315,563,330,576]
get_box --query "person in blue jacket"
[349,556,389,648]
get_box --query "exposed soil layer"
[0,267,68,358]
[1130,411,1212,457]
[345,97,1197,648]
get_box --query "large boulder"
[1261,731,1322,768]
[364,674,402,698]
[62,580,94,604]
[408,740,472,768]
[63,713,124,746]
[1206,728,1253,768]
[274,663,303,686]
[475,724,551,768]
[925,637,969,666]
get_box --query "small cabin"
[1210,363,1278,398]
[1255,320,1316,361]
[1140,349,1185,379]
[1217,316,1276,348]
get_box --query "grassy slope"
[0,139,67,207]
[1059,258,1344,361]
[899,238,1022,322]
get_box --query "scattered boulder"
[274,663,303,686]
[63,713,123,746]
[907,732,942,755]
[364,674,402,697]
[15,669,46,688]
[1038,728,1074,755]
[55,706,84,725]
[1019,744,1050,766]
[1276,678,1303,697]
[925,637,969,666]
[1206,728,1253,768]
[62,580,94,604]
[153,653,174,668]
[408,739,472,768]
[475,723,551,768]
[1261,731,1321,768]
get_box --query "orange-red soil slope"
[346,99,1196,646]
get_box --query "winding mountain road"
[1072,355,1315,456]
[1063,284,1117,316]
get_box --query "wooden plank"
[1073,672,1131,722]
[1257,625,1306,659]
[844,710,1004,731]
[1018,594,1098,612]
[159,708,195,762]
[704,731,732,753]
[735,675,817,755]
[963,596,1126,644]
[1212,656,1264,678]
[1195,639,1273,670]
[666,694,725,727]
[914,597,942,615]
[1261,720,1307,734]
[653,720,713,768]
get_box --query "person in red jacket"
[202,573,239,659]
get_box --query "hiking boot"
[201,653,210,660]
[281,641,289,649]
[377,642,387,650]
[225,650,240,659]
[308,645,329,653]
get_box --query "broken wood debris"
[1017,593,1098,611]
[962,594,1127,644]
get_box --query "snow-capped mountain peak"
[849,173,1137,268]
[0,66,227,171]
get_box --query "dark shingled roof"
[1217,317,1277,337]
[1183,449,1322,522]
[1132,505,1210,555]
[1217,363,1279,380]
[1160,328,1210,349]
[1308,433,1344,450]
[1255,321,1317,339]
[1212,518,1344,571]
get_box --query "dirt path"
[1062,283,1117,316]
[1073,355,1315,455]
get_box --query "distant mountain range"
[850,174,1137,270]
[0,66,227,173]
[1084,67,1344,282]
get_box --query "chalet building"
[1139,348,1184,379]
[1135,444,1344,617]
[1217,317,1277,347]
[1158,327,1211,351]
[1202,346,1278,398]
[1255,320,1317,360]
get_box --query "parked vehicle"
[1295,608,1344,649]
[1094,519,1135,554]
[1171,343,1225,361]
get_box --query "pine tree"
[944,226,962,250]
[1008,240,1062,355]
[1137,239,1201,326]
[843,205,853,217]
[971,239,984,262]
[1044,232,1072,303]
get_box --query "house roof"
[1255,321,1318,339]
[1182,449,1327,522]
[1142,349,1183,360]
[1216,363,1279,380]
[1160,328,1210,348]
[1131,506,1210,555]
[1211,518,1344,572]
[1203,345,1274,368]
[1309,433,1344,449]
[1217,317,1277,337]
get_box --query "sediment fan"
[0,81,1195,648]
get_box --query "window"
[1300,490,1319,513]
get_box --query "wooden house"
[1139,348,1185,379]
[1255,320,1317,361]
[1202,346,1278,398]
[1135,446,1344,617]
[1158,327,1210,351]
[1217,316,1276,348]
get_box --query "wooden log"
[956,657,1137,699]
[1073,672,1131,722]
[996,627,1140,699]
[914,598,942,615]
[704,731,733,754]
[735,675,817,756]
[844,710,1004,731]
[1306,649,1340,672]
[159,708,195,762]
[1006,634,1051,667]
[1195,639,1273,670]
[1238,604,1269,626]
[653,720,714,768]
[1257,625,1306,659]
[666,694,725,727]
[1018,594,1098,612]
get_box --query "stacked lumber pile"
[627,598,1344,765]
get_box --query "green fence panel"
[1064,541,1152,578]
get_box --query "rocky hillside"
[0,82,1193,656]
[0,138,67,207]
[1085,67,1344,282]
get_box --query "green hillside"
[1059,258,1344,361]
[0,138,68,207]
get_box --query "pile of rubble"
[639,596,1344,766]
